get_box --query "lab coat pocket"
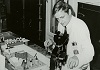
[72,43,83,56]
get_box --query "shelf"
[0,1,3,3]
[77,0,100,6]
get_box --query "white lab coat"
[58,16,94,70]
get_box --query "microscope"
[50,30,69,70]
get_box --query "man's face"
[55,9,70,27]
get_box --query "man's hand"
[67,56,79,69]
[44,39,53,47]
[44,39,55,53]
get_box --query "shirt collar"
[66,15,74,29]
[65,15,74,34]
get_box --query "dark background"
[0,0,46,47]
[77,2,100,70]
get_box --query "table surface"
[4,44,50,70]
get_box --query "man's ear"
[68,5,76,16]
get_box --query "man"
[44,0,94,70]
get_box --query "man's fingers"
[69,60,76,69]
[67,58,73,69]
[72,61,76,68]
[44,39,53,47]
[67,56,79,69]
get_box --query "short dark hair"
[52,0,75,16]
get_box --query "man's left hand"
[67,56,79,69]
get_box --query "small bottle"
[30,59,33,67]
[1,36,4,42]
[0,33,4,42]
[32,58,35,66]
[21,60,26,69]
[35,56,39,65]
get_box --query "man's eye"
[60,16,64,18]
[56,18,58,20]
[56,18,59,22]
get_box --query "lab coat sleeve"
[75,26,94,68]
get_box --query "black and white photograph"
[0,0,100,70]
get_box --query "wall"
[46,0,56,41]
[5,0,10,14]
[46,0,52,40]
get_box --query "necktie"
[64,26,67,35]
[62,26,68,53]
[63,26,68,37]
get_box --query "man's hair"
[52,0,75,16]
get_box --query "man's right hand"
[44,39,53,47]
[44,39,55,53]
